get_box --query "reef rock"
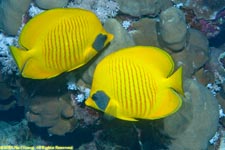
[116,0,172,17]
[184,0,225,20]
[158,7,187,51]
[164,79,219,150]
[81,18,135,85]
[131,18,159,46]
[0,120,46,145]
[0,73,16,110]
[34,0,69,9]
[26,94,76,135]
[172,29,209,78]
[193,68,214,86]
[0,74,12,100]
[0,0,31,35]
[172,0,225,20]
[205,47,225,77]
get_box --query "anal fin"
[22,58,60,79]
[106,99,138,121]
[150,88,182,119]
[116,115,138,121]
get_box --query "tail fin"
[9,46,29,72]
[168,67,184,95]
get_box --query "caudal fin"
[168,66,184,95]
[9,46,29,72]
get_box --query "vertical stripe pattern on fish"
[9,8,113,79]
[85,46,183,121]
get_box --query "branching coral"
[67,0,119,22]
[0,33,18,75]
[0,120,46,145]
[29,0,119,22]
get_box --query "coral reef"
[172,29,209,78]
[164,79,219,150]
[0,73,13,100]
[0,0,31,35]
[0,33,18,75]
[0,0,225,149]
[131,18,159,47]
[207,47,225,76]
[116,0,172,17]
[67,0,119,22]
[175,1,225,39]
[77,119,171,150]
[28,3,44,17]
[25,91,99,136]
[159,7,187,51]
[34,0,69,9]
[0,119,46,145]
[26,94,77,136]
[184,0,225,20]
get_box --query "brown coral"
[26,94,77,135]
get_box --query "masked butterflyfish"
[85,46,184,121]
[9,8,113,79]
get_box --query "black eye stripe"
[92,34,107,51]
[92,90,110,111]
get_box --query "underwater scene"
[1,0,225,149]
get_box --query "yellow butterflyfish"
[85,46,183,121]
[10,8,113,79]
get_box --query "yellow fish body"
[85,46,183,121]
[10,8,113,79]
